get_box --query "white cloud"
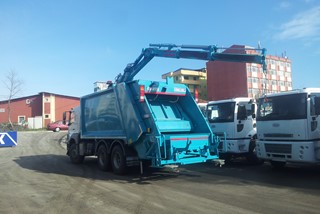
[275,6,320,40]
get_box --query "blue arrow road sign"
[0,131,17,147]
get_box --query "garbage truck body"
[64,44,266,174]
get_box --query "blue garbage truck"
[64,44,266,174]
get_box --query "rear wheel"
[69,144,84,164]
[97,145,110,171]
[111,145,127,175]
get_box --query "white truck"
[256,88,320,168]
[206,97,261,163]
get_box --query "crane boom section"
[116,44,266,84]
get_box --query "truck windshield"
[207,102,235,123]
[257,93,307,121]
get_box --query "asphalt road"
[1,131,320,214]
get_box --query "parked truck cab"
[256,88,320,168]
[206,97,261,163]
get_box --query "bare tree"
[3,69,24,129]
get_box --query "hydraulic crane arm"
[115,44,266,84]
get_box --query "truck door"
[236,102,255,138]
[309,94,320,139]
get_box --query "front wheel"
[54,127,60,132]
[69,143,84,164]
[111,145,127,175]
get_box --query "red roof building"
[0,92,80,129]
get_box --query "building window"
[18,116,26,125]
[184,76,189,80]
[252,66,257,72]
[45,114,50,119]
[259,67,264,73]
[247,65,251,72]
[278,71,284,76]
[193,76,197,81]
[270,70,276,75]
[175,76,179,81]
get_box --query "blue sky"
[0,0,319,100]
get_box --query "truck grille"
[264,143,292,154]
[264,133,293,138]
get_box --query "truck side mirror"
[207,109,211,118]
[62,112,67,125]
[237,105,247,120]
[315,97,320,115]
[62,111,72,125]
[251,104,256,119]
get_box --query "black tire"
[246,139,264,164]
[219,153,232,164]
[69,143,84,164]
[270,161,286,168]
[111,145,127,175]
[97,145,111,171]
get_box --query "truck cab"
[206,97,261,163]
[256,88,320,168]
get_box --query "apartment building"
[161,68,208,101]
[206,45,292,101]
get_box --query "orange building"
[161,68,208,100]
[206,45,292,101]
[0,92,80,129]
